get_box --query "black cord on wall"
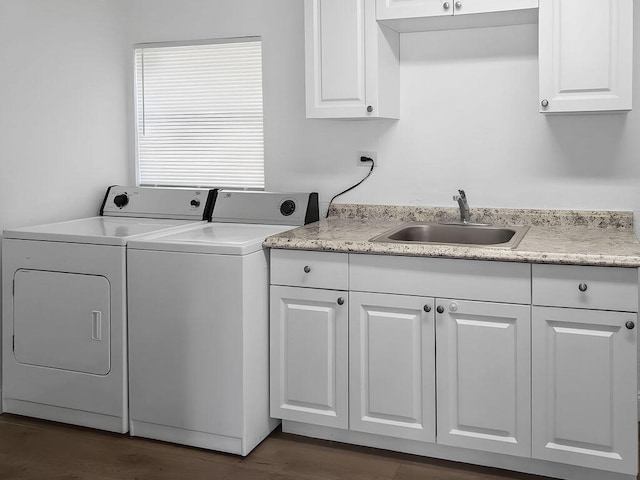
[325,156,375,218]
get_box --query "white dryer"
[127,190,318,455]
[2,186,216,433]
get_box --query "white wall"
[0,0,131,233]
[127,0,640,229]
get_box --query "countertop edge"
[263,238,640,268]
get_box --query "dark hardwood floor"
[0,414,555,479]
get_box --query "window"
[134,38,264,189]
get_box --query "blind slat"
[135,39,264,189]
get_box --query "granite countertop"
[263,204,640,268]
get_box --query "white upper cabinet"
[539,0,633,113]
[305,0,399,119]
[377,0,451,19]
[376,0,539,32]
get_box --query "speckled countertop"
[263,204,640,267]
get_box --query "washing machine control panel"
[212,190,319,225]
[100,186,216,221]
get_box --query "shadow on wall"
[544,114,631,179]
[401,23,537,65]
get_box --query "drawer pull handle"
[578,283,588,292]
[423,305,431,313]
[626,321,635,330]
[337,297,345,306]
[436,305,444,314]
[303,265,311,273]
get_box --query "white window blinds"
[134,38,264,189]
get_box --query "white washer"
[127,190,318,455]
[2,186,216,433]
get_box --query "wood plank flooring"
[0,414,555,479]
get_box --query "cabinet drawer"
[350,254,530,304]
[270,249,348,290]
[532,264,638,312]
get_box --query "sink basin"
[370,222,529,249]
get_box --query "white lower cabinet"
[436,299,531,457]
[269,250,639,479]
[348,291,530,451]
[270,285,349,429]
[532,306,638,475]
[349,292,435,442]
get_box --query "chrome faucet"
[453,189,470,224]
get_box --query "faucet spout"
[453,189,470,223]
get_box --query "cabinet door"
[532,306,637,475]
[13,269,110,376]
[305,0,369,118]
[305,0,398,118]
[539,0,633,113]
[376,0,537,19]
[349,292,435,442]
[270,285,349,428]
[376,0,450,20]
[453,0,538,16]
[436,299,531,457]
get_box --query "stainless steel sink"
[370,222,529,249]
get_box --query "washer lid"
[3,216,200,246]
[127,222,295,255]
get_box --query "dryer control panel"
[100,186,217,221]
[212,190,319,225]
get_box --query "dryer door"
[13,269,111,375]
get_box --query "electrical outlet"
[357,151,378,167]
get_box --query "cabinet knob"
[423,304,432,313]
[455,1,462,8]
[578,283,588,292]
[541,99,549,108]
[303,265,311,273]
[337,297,345,305]
[443,2,450,9]
[366,105,373,113]
[626,321,635,330]
[436,305,444,314]
[449,302,458,312]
